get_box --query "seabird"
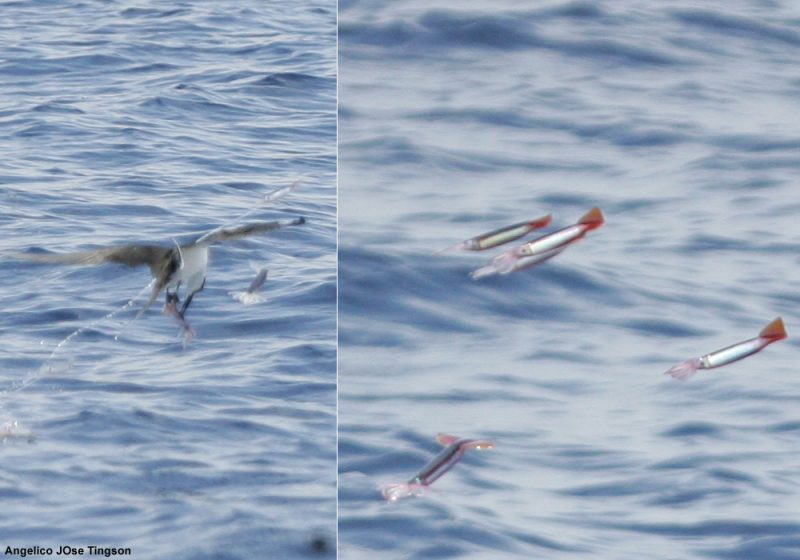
[18,217,305,320]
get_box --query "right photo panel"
[339,2,798,559]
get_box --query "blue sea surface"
[339,1,800,559]
[0,2,336,558]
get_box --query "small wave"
[120,7,190,19]
[716,535,800,560]
[672,9,800,47]
[661,421,725,438]
[536,1,606,20]
[343,8,681,66]
[339,20,418,47]
[255,72,328,88]
[420,9,681,65]
[604,519,800,538]
[623,318,703,338]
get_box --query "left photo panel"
[0,2,336,558]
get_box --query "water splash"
[0,278,156,400]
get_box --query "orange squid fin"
[528,214,553,229]
[578,207,604,226]
[759,317,787,340]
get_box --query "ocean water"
[0,2,336,558]
[339,2,800,559]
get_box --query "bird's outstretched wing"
[17,245,170,274]
[193,217,305,245]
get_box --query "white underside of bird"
[170,243,209,296]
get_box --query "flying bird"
[17,217,305,320]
